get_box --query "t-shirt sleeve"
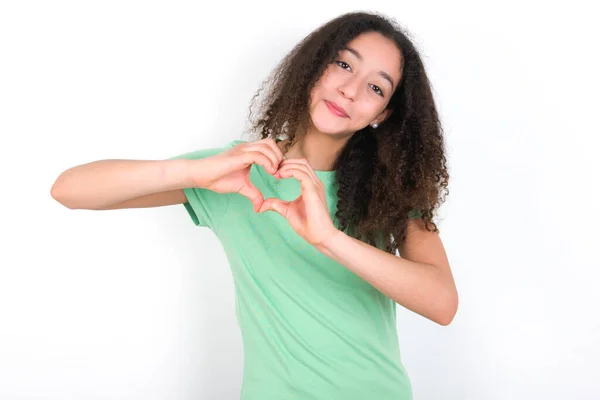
[169,140,240,231]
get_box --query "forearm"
[315,230,458,325]
[50,158,193,210]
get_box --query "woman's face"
[308,31,402,136]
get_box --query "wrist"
[314,228,344,255]
[163,158,196,189]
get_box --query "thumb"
[238,184,264,213]
[259,198,288,215]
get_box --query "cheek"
[310,71,344,109]
[355,102,384,123]
[319,65,334,81]
[313,66,338,91]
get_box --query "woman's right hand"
[195,138,285,212]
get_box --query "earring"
[371,122,379,129]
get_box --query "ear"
[373,108,394,126]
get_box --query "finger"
[261,137,285,166]
[241,151,277,174]
[277,164,327,204]
[276,162,320,186]
[245,139,281,172]
[237,183,264,212]
[279,159,322,182]
[276,166,322,201]
[255,141,281,170]
[259,197,289,216]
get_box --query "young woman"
[51,11,457,400]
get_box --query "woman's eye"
[336,60,351,71]
[370,84,384,97]
[335,60,384,97]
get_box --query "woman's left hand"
[258,159,339,247]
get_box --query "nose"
[338,76,361,100]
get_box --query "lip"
[324,100,349,118]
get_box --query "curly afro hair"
[247,11,449,254]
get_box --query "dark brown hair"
[247,11,449,254]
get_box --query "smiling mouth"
[324,100,349,118]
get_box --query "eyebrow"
[342,46,395,90]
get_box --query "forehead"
[342,31,402,81]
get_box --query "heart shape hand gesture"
[195,138,339,247]
[258,158,338,248]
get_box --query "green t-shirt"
[172,139,417,400]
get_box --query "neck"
[280,123,352,171]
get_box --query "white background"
[1,1,599,399]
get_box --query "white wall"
[1,1,598,399]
